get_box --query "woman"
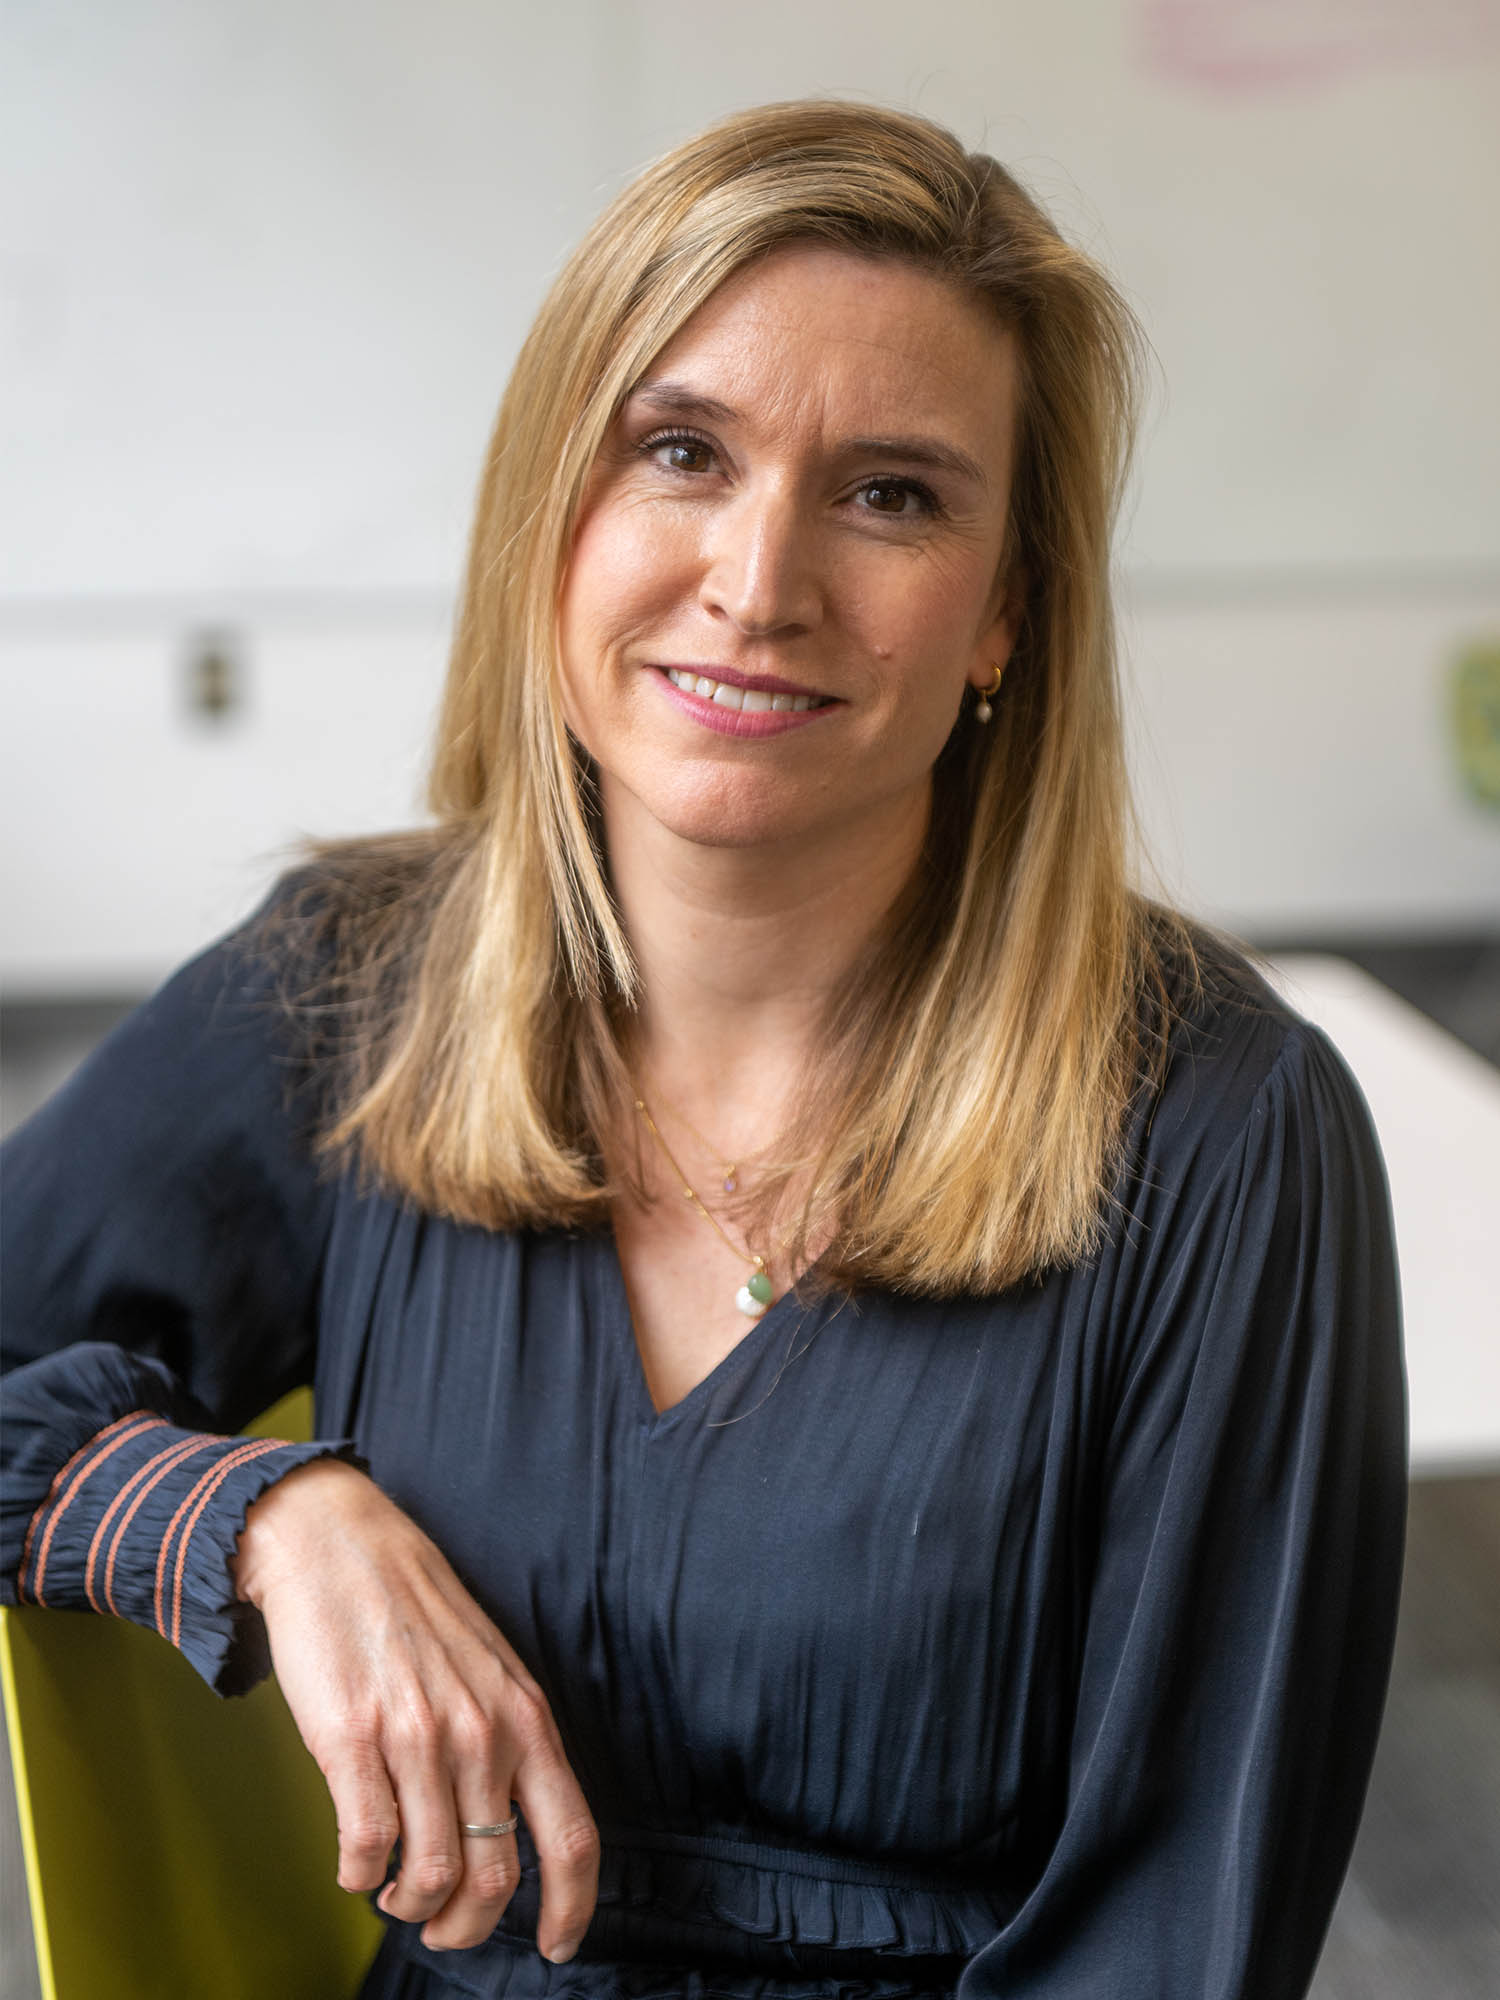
[1,100,1405,1998]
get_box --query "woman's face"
[557,243,1021,858]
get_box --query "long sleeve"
[957,1023,1407,1999]
[1,911,358,1694]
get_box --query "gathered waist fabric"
[364,1823,1012,2000]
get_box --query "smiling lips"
[654,664,836,738]
[663,667,829,713]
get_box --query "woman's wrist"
[234,1455,370,1608]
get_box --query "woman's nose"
[697,485,824,637]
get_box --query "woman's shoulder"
[1132,910,1374,1194]
[1152,911,1301,1060]
[238,827,459,979]
[223,825,461,1036]
[27,830,464,1151]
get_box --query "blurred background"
[2,1,1497,1994]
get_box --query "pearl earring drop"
[975,663,1005,724]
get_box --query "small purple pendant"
[723,1174,737,1193]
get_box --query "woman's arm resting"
[236,1459,600,1961]
[2,905,599,1954]
[0,1342,361,1692]
[0,900,355,1693]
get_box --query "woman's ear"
[967,570,1027,690]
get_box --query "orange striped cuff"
[15,1411,359,1695]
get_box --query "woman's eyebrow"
[628,380,990,489]
[629,379,739,425]
[841,435,990,489]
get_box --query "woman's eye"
[859,480,933,517]
[639,432,715,474]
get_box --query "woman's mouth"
[662,668,832,714]
[652,665,837,738]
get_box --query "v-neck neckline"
[596,1228,813,1434]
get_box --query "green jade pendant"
[735,1264,775,1318]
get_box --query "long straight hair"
[276,99,1188,1294]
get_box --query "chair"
[1,1388,383,1999]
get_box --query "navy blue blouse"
[0,902,1407,1999]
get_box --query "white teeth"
[666,668,823,713]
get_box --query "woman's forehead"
[632,244,1017,467]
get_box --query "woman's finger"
[507,1691,601,1962]
[319,1735,401,1895]
[418,1797,523,1952]
[379,1744,464,1926]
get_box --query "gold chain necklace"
[644,1089,776,1196]
[630,1089,775,1319]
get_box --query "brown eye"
[650,436,713,473]
[862,481,915,514]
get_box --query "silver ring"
[460,1816,519,1838]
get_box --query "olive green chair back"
[0,1390,382,1999]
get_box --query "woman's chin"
[654,800,815,856]
[601,760,933,872]
[603,767,826,857]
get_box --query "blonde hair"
[279,98,1188,1293]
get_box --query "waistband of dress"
[504,1817,1010,1969]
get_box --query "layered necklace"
[630,1087,776,1319]
[651,1093,764,1198]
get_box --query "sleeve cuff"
[13,1411,362,1695]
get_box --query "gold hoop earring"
[974,663,1005,724]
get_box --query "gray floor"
[4,949,1499,1997]
[1312,1475,1500,1996]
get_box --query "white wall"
[1123,582,1500,931]
[0,0,627,598]
[3,0,1497,990]
[0,604,446,989]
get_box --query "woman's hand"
[234,1459,599,1957]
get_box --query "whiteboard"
[620,0,1500,583]
[0,0,622,598]
[2,0,1497,598]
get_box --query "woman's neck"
[603,779,928,1154]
